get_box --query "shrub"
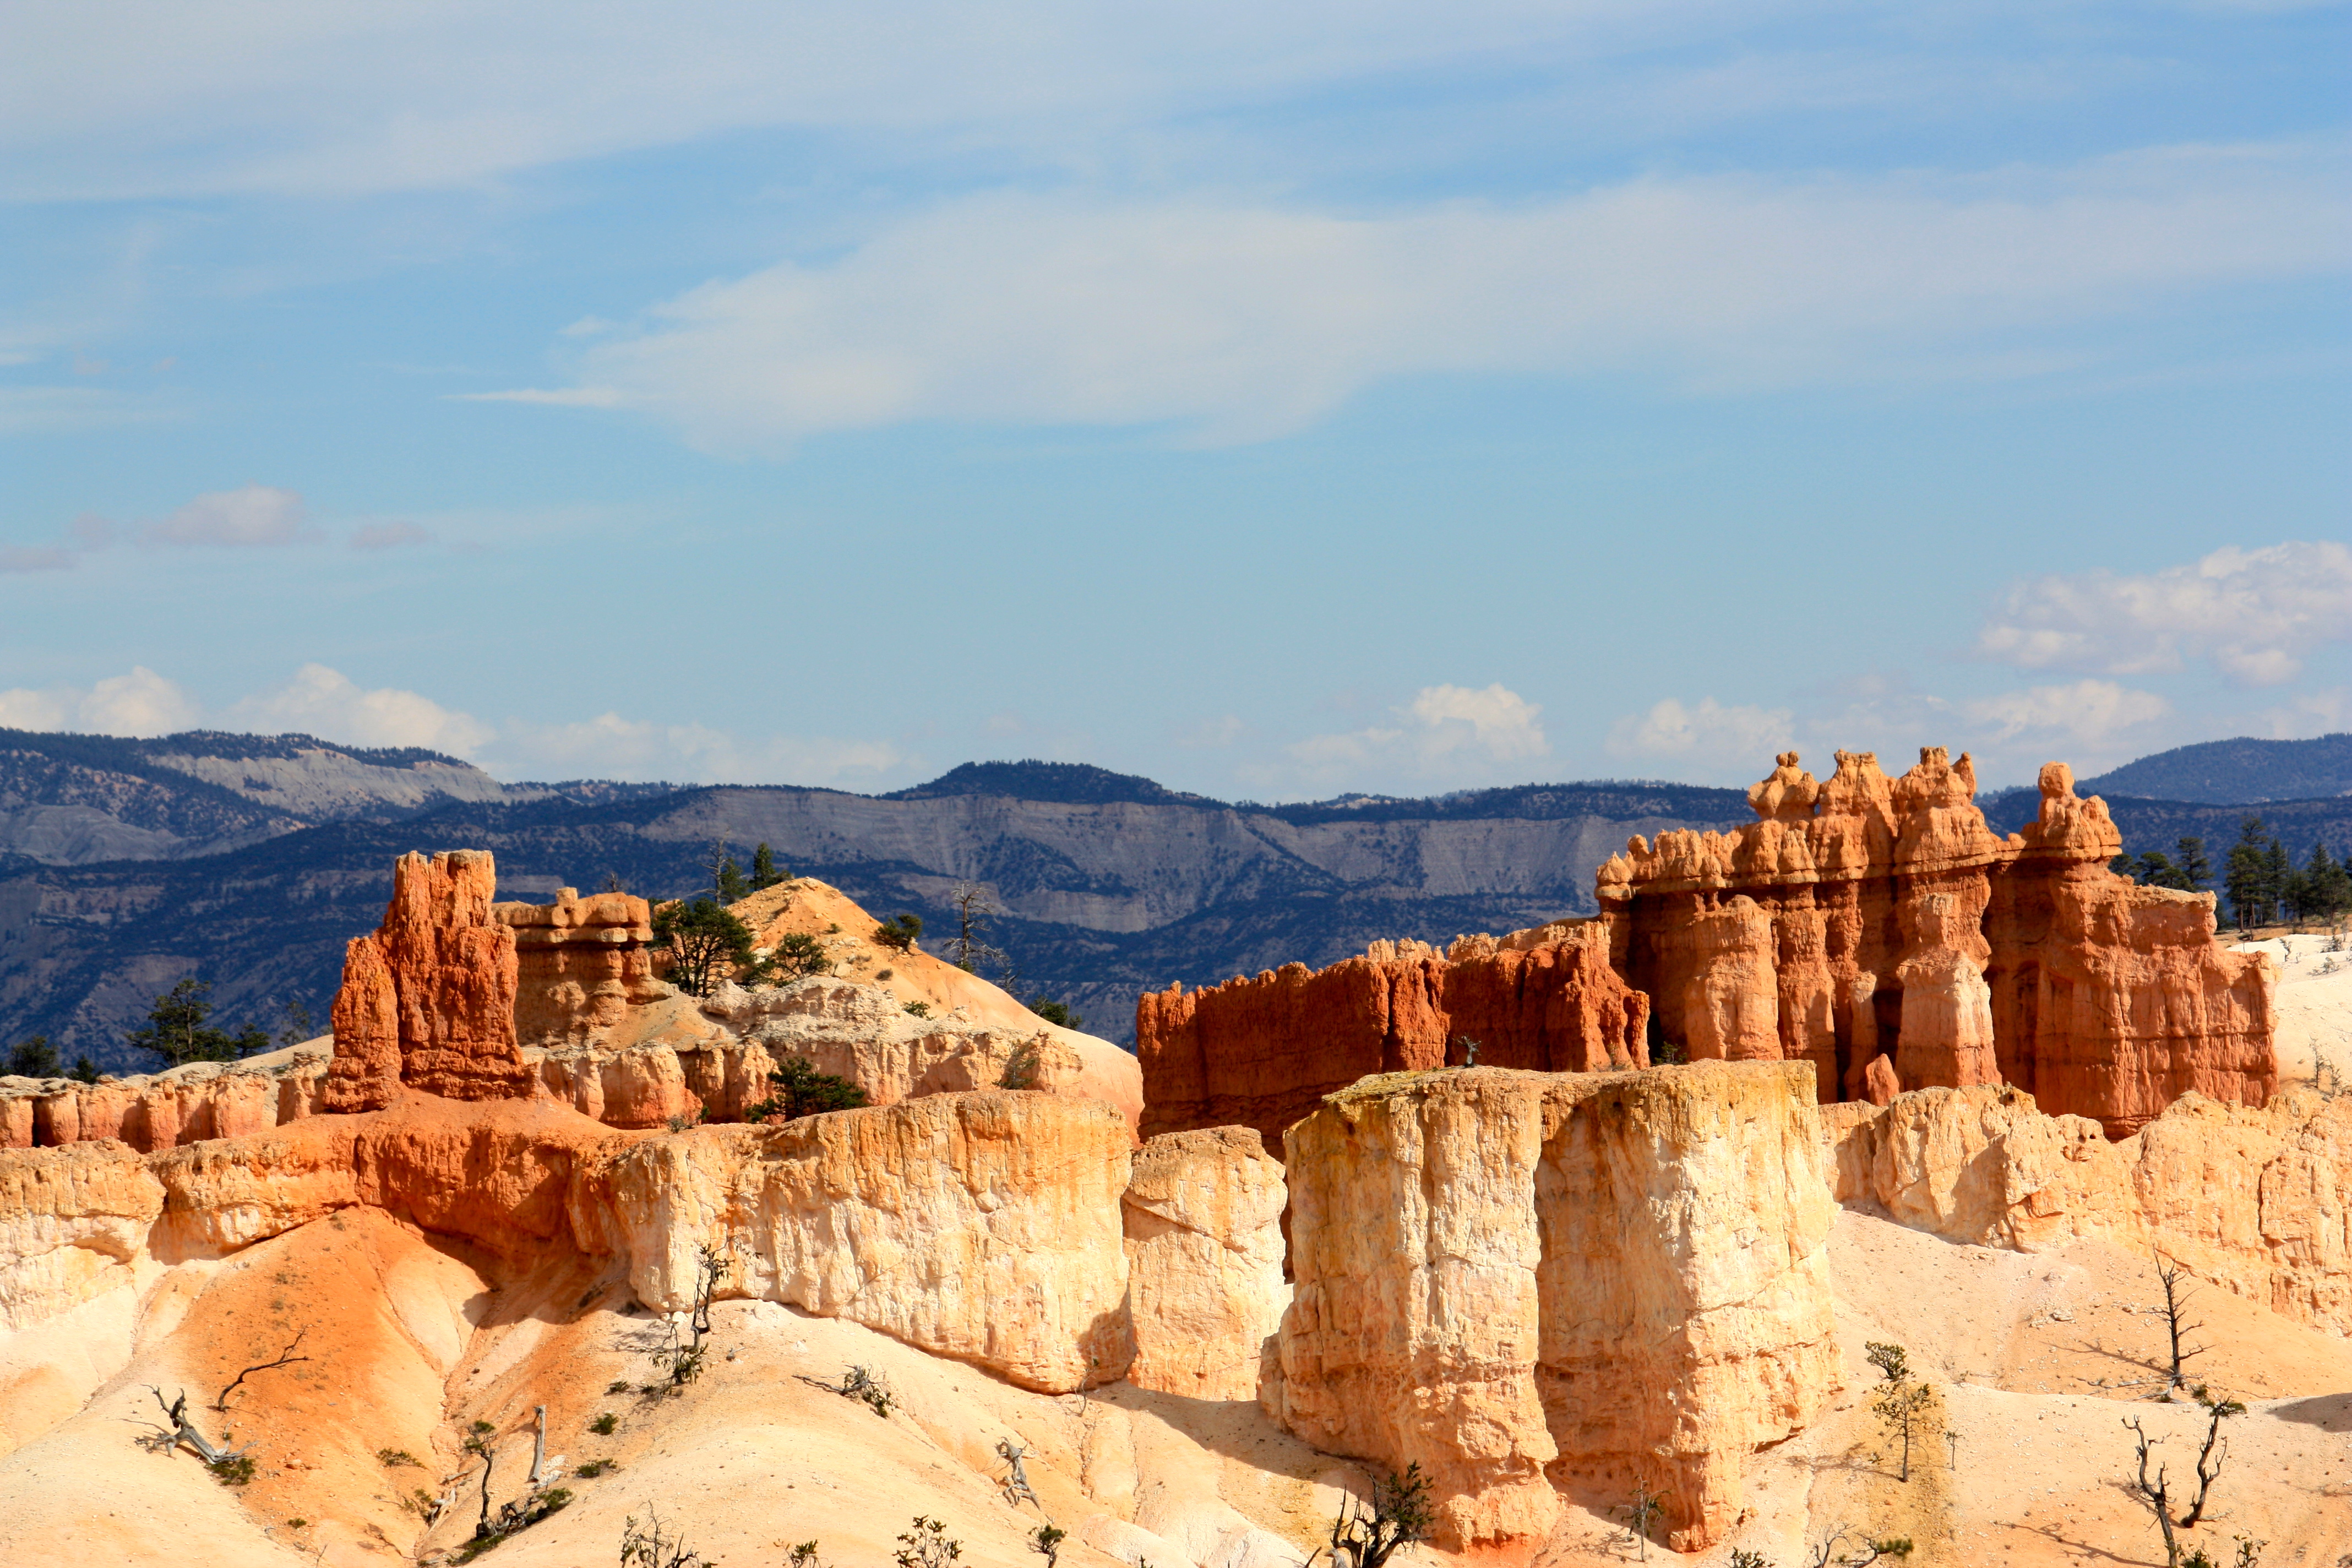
[7,1036,59,1077]
[1026,996,1081,1030]
[895,1517,962,1568]
[576,1460,613,1478]
[744,1055,869,1123]
[210,1454,256,1485]
[378,1447,422,1468]
[873,914,923,952]
[591,1413,618,1435]
[767,932,834,983]
[903,1001,930,1018]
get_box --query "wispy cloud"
[1977,540,2352,686]
[489,712,908,786]
[1607,696,1795,770]
[460,143,2351,451]
[143,483,312,547]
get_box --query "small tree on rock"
[127,978,270,1068]
[7,1035,59,1077]
[749,842,786,892]
[652,899,762,996]
[766,932,834,983]
[873,913,923,952]
[2154,1255,2208,1391]
[744,1056,868,1123]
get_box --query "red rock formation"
[1137,919,1648,1151]
[494,885,665,1048]
[320,850,532,1112]
[1599,750,2275,1136]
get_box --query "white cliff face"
[586,1090,1138,1393]
[1121,1125,1287,1402]
[1271,1061,1839,1555]
[1819,1081,2352,1336]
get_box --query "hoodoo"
[1140,748,2278,1144]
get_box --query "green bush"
[873,914,923,952]
[746,1057,869,1123]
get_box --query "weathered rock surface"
[1600,751,2277,1135]
[1270,1061,1836,1553]
[495,884,666,1048]
[1137,918,1648,1152]
[1821,1081,2352,1335]
[1122,1125,1287,1402]
[1,1046,329,1153]
[583,1090,1135,1393]
[322,849,532,1110]
[1,1086,1136,1396]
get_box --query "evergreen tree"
[744,1055,870,1122]
[2175,836,2212,892]
[2302,841,2351,921]
[125,979,270,1069]
[2264,837,2295,925]
[7,1036,60,1077]
[652,898,763,996]
[749,842,785,892]
[68,1056,101,1084]
[2224,818,2271,929]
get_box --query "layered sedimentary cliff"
[1267,1061,1836,1553]
[495,884,666,1048]
[1601,752,2277,1136]
[1140,749,2278,1146]
[1137,919,1648,1151]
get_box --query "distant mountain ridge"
[2077,733,2352,803]
[2,728,2347,1071]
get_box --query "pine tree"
[749,842,785,892]
[125,979,269,1069]
[2175,837,2212,892]
[2263,837,2295,926]
[2303,841,2350,921]
[2224,818,2271,929]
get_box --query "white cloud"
[2255,684,2352,738]
[1608,696,1795,770]
[0,3,1844,200]
[450,386,623,408]
[1977,540,2352,687]
[1960,679,2173,747]
[491,712,908,786]
[143,483,312,547]
[1276,683,1548,790]
[226,663,493,755]
[451,144,2352,451]
[0,545,74,573]
[0,667,202,738]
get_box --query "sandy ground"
[2233,930,2352,1092]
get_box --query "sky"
[3,2,2348,799]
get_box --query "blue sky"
[4,1,2348,797]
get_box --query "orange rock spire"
[320,850,533,1111]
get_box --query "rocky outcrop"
[1268,1061,1835,1553]
[1821,1082,2352,1336]
[1,1086,1136,1396]
[1137,919,1648,1152]
[1600,752,2277,1135]
[1,1049,329,1153]
[322,850,532,1111]
[584,1090,1135,1393]
[1122,1125,1287,1402]
[495,885,666,1048]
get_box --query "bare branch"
[215,1328,309,1411]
